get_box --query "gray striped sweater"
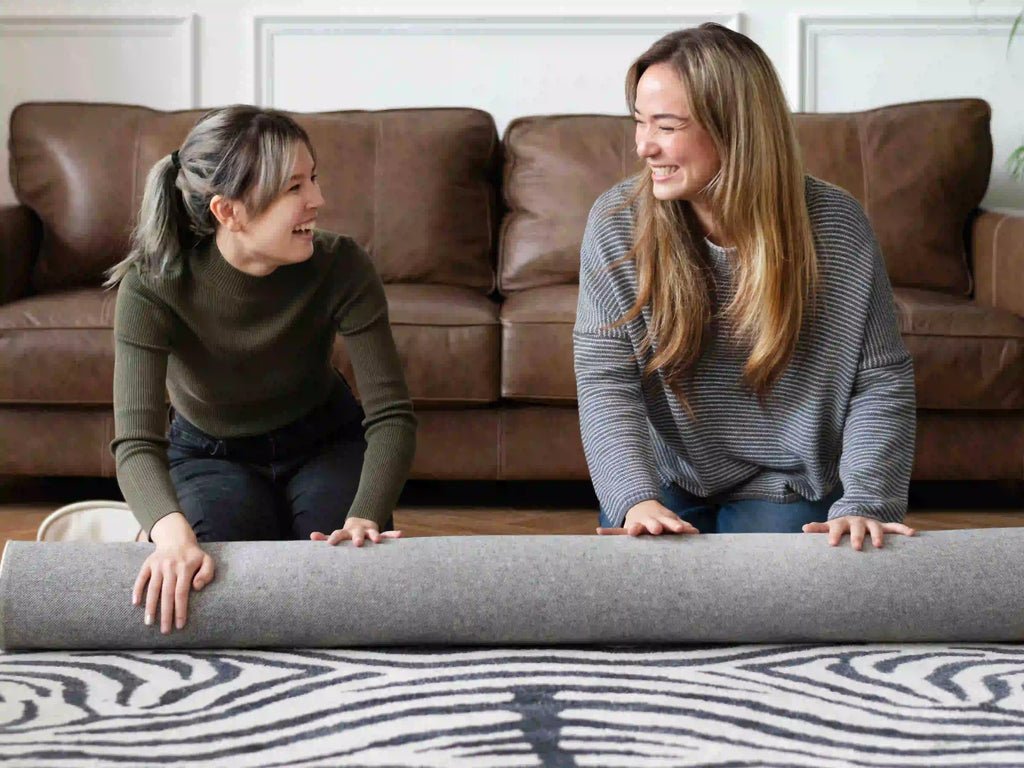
[573,176,916,527]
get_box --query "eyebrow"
[634,110,687,120]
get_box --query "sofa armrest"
[972,209,1024,318]
[0,204,41,304]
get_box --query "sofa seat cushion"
[0,284,500,408]
[333,284,501,408]
[0,289,116,404]
[498,285,1024,411]
[501,285,578,403]
[895,288,1024,409]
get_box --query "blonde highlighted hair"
[105,105,315,286]
[616,23,817,406]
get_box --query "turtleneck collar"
[190,236,292,299]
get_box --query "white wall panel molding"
[0,14,198,204]
[253,14,743,109]
[793,14,1020,112]
[0,15,199,107]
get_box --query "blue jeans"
[601,483,843,533]
[166,380,381,543]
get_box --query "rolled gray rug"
[1,530,1022,649]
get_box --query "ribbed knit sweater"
[112,231,417,533]
[574,176,916,528]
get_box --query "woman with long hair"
[108,106,416,633]
[574,24,916,549]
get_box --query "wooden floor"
[2,476,1024,548]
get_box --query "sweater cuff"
[827,501,905,525]
[602,489,664,528]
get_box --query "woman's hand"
[310,516,402,547]
[597,499,700,536]
[133,512,214,634]
[802,515,915,550]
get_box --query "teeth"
[651,167,678,178]
[292,223,314,233]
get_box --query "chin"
[286,243,316,263]
[651,186,683,202]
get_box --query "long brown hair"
[616,24,817,406]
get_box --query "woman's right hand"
[597,499,700,536]
[132,512,215,634]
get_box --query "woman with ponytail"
[108,106,416,634]
[574,24,916,549]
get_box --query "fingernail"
[176,619,184,629]
[145,614,153,626]
[132,596,138,606]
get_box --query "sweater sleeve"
[573,195,662,527]
[828,237,917,523]
[334,245,417,528]
[110,270,183,535]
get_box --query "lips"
[650,166,679,180]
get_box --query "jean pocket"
[168,421,218,455]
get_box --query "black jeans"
[166,381,385,543]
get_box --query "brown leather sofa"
[2,99,1023,482]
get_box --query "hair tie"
[170,150,181,171]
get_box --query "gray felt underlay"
[1,530,1021,650]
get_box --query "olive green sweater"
[111,232,417,534]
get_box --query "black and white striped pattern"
[2,644,1023,766]
[573,176,916,527]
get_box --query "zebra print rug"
[2,644,1023,766]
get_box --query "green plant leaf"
[1009,10,1023,54]
[1009,144,1024,182]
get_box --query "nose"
[635,127,658,159]
[636,138,657,159]
[307,182,324,210]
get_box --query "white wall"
[1,0,1022,211]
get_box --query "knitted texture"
[574,177,916,527]
[112,232,416,532]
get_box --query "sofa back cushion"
[10,103,499,292]
[500,115,638,293]
[499,98,991,295]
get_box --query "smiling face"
[634,62,721,207]
[224,141,323,272]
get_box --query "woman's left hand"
[802,516,915,550]
[310,517,403,547]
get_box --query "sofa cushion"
[500,284,578,403]
[498,285,1024,410]
[500,99,989,296]
[0,285,500,408]
[0,289,117,405]
[10,103,499,292]
[895,288,1024,410]
[334,284,501,408]
[500,116,638,293]
[795,99,988,296]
